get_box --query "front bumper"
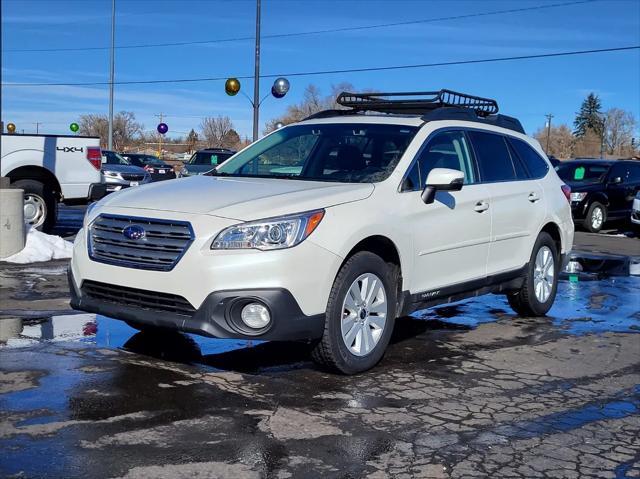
[68,268,324,341]
[69,209,342,340]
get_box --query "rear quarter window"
[509,138,549,179]
[467,131,516,183]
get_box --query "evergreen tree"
[573,93,603,137]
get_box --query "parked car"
[1,133,105,231]
[121,153,176,181]
[179,148,236,177]
[101,150,151,193]
[631,190,640,230]
[556,159,640,233]
[70,89,574,374]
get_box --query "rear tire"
[583,202,606,233]
[12,179,58,233]
[507,232,559,317]
[311,251,397,374]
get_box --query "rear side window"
[509,138,549,179]
[467,131,516,183]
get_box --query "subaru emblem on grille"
[122,225,146,240]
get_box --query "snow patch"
[2,228,73,263]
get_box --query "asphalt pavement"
[0,206,639,478]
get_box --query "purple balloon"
[157,123,168,134]
[271,85,285,99]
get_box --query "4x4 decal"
[56,146,84,153]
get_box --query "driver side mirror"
[421,168,464,204]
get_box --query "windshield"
[557,163,610,184]
[215,123,418,183]
[103,151,130,165]
[189,151,234,166]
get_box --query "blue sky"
[1,0,639,139]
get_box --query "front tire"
[311,251,397,374]
[507,232,559,317]
[583,202,606,233]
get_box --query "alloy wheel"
[533,246,555,303]
[340,273,388,357]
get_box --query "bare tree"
[186,129,199,153]
[200,116,240,149]
[533,124,575,159]
[604,108,637,156]
[78,111,142,150]
[263,83,356,134]
[78,114,108,146]
[573,128,603,158]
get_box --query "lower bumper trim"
[68,268,325,341]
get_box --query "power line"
[2,0,598,53]
[3,45,638,88]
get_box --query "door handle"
[528,192,541,203]
[474,201,489,212]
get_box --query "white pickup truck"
[1,133,107,232]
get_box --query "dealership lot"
[1,207,638,478]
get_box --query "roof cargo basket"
[336,90,499,117]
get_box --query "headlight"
[83,201,99,228]
[570,192,587,202]
[211,210,325,250]
[104,171,119,178]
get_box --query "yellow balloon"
[225,78,241,96]
[7,123,16,134]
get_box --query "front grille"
[121,173,145,181]
[82,280,196,316]
[89,214,194,271]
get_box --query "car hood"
[98,175,374,221]
[102,164,147,174]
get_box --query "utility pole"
[155,113,164,158]
[33,122,42,134]
[107,0,116,150]
[252,0,261,142]
[544,113,554,153]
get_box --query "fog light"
[240,303,271,329]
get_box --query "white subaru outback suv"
[69,90,574,374]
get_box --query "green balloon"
[70,122,79,132]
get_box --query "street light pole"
[252,0,261,142]
[544,113,553,153]
[107,0,116,150]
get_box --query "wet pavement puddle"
[2,277,638,358]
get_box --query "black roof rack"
[304,89,525,134]
[336,90,499,116]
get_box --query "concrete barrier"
[0,177,25,259]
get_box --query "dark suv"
[557,159,640,232]
[180,148,236,177]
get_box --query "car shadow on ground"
[120,311,553,376]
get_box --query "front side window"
[216,124,418,183]
[467,131,516,183]
[404,130,476,190]
[608,163,629,183]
